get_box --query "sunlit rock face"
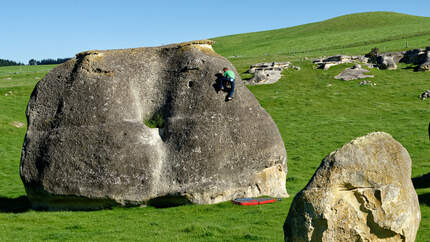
[284,132,420,242]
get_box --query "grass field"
[1,11,430,241]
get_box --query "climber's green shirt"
[223,70,235,79]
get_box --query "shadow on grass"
[0,196,31,213]
[418,193,430,206]
[412,172,430,189]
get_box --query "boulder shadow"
[147,195,191,208]
[412,172,430,189]
[0,196,31,213]
[418,193,430,206]
[401,66,421,72]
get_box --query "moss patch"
[144,113,165,128]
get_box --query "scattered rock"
[334,64,374,81]
[4,91,13,96]
[284,132,420,242]
[10,121,25,128]
[313,55,369,70]
[20,40,288,210]
[359,80,376,86]
[315,47,430,71]
[420,90,430,100]
[246,62,299,85]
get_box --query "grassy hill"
[1,12,430,241]
[213,11,430,72]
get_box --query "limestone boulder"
[377,54,399,70]
[20,40,288,210]
[313,55,369,70]
[247,62,299,85]
[284,132,420,242]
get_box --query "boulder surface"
[20,40,288,210]
[284,132,420,242]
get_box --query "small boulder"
[420,90,430,100]
[334,65,374,81]
[284,132,420,242]
[377,55,397,70]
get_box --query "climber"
[218,67,235,100]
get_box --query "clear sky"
[1,0,429,64]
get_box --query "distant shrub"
[0,59,24,67]
[28,58,71,66]
[365,47,379,63]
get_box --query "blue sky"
[1,0,429,63]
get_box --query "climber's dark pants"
[219,77,235,98]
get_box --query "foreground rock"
[334,64,374,81]
[20,40,288,210]
[284,132,420,242]
[246,62,299,85]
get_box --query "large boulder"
[284,132,420,242]
[20,40,288,210]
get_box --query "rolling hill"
[213,11,430,70]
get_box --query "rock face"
[246,62,299,85]
[284,132,420,242]
[20,40,288,210]
[334,64,374,81]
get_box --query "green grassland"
[1,11,430,241]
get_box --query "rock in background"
[313,55,369,70]
[284,132,420,242]
[314,47,430,71]
[420,90,430,100]
[419,47,430,71]
[20,40,288,210]
[246,62,300,85]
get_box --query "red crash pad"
[232,197,277,206]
